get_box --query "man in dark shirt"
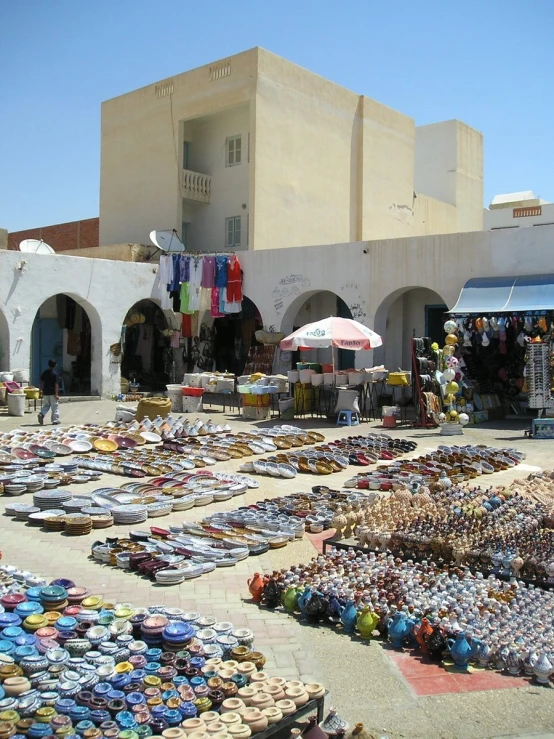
[38,359,60,425]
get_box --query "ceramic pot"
[262,683,285,702]
[284,686,309,706]
[187,733,210,739]
[161,730,186,739]
[247,574,266,603]
[220,698,245,714]
[219,711,242,726]
[236,662,256,680]
[2,677,31,697]
[181,718,205,733]
[237,686,257,706]
[201,712,221,725]
[249,692,274,710]
[205,722,227,735]
[275,699,297,716]
[249,672,268,684]
[241,708,268,734]
[222,682,238,698]
[248,653,265,670]
[533,653,554,684]
[227,725,251,739]
[261,707,283,725]
[305,682,325,700]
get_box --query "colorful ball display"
[446,356,459,368]
[444,320,458,334]
[458,412,470,426]
[445,381,459,395]
[445,334,458,345]
[442,368,456,382]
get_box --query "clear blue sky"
[1,0,552,232]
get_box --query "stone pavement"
[1,401,554,738]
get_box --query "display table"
[202,390,240,413]
[253,694,326,737]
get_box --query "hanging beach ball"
[444,320,458,334]
[443,345,455,357]
[445,334,458,345]
[442,368,456,382]
[445,394,456,404]
[445,381,459,394]
[449,410,459,421]
[438,412,446,422]
[458,413,470,426]
[446,356,459,368]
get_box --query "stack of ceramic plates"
[27,509,65,526]
[111,504,148,525]
[62,497,92,513]
[42,478,60,489]
[33,489,73,510]
[64,514,93,536]
[59,462,79,474]
[91,514,113,529]
[18,476,45,493]
[3,483,26,496]
[43,516,67,532]
[146,501,173,518]
[6,504,40,521]
[81,506,111,517]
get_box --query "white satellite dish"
[149,230,185,253]
[19,238,55,255]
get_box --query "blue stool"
[337,410,360,426]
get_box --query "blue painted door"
[32,318,63,386]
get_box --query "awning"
[449,274,554,314]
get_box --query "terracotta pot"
[218,669,235,681]
[237,686,257,706]
[275,699,297,716]
[241,708,268,734]
[220,699,245,714]
[201,712,220,725]
[236,662,256,680]
[220,661,239,671]
[262,683,285,702]
[305,682,325,700]
[249,672,269,684]
[2,677,31,697]
[231,646,251,663]
[219,711,242,726]
[181,718,205,733]
[227,726,251,739]
[265,676,286,688]
[222,682,238,698]
[207,677,224,691]
[285,686,309,706]
[206,722,228,734]
[249,692,274,710]
[248,652,265,670]
[261,707,283,725]
[162,730,187,739]
[205,658,223,669]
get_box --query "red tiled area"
[388,650,529,696]
[306,529,336,553]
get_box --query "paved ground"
[1,401,553,739]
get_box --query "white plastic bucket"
[311,374,324,386]
[335,373,348,386]
[7,392,25,417]
[187,374,202,388]
[348,371,364,385]
[323,373,335,385]
[287,370,300,384]
[298,369,314,384]
[166,385,184,412]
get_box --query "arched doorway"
[121,300,174,391]
[373,286,448,370]
[280,290,354,370]
[0,310,9,371]
[207,297,264,376]
[31,294,97,395]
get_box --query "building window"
[182,141,191,170]
[226,216,241,248]
[226,136,241,167]
[181,222,189,248]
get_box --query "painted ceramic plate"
[140,432,162,444]
[93,439,118,453]
[69,440,93,453]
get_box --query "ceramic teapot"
[247,573,266,603]
[446,632,478,669]
[356,606,379,640]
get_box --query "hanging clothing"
[182,314,194,338]
[189,256,203,287]
[136,325,154,372]
[187,284,202,312]
[180,255,190,283]
[153,255,173,310]
[73,304,83,334]
[211,288,225,318]
[199,288,211,313]
[226,255,243,302]
[215,256,229,287]
[170,331,180,348]
[170,255,182,292]
[201,256,215,288]
[180,283,194,314]
[56,295,67,330]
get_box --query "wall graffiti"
[272,274,311,316]
[341,282,368,322]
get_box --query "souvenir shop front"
[442,274,554,420]
[121,301,174,391]
[153,252,267,377]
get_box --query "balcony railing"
[182,169,211,204]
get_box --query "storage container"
[183,387,204,397]
[323,373,335,385]
[311,374,324,386]
[243,393,270,407]
[215,378,235,393]
[347,371,364,385]
[182,395,203,413]
[335,373,348,386]
[321,363,334,373]
[298,369,315,384]
[12,369,30,383]
[242,405,270,421]
[287,370,300,384]
[166,385,184,412]
[7,392,25,417]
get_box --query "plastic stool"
[337,410,360,426]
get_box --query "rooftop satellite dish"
[149,230,185,253]
[19,238,55,255]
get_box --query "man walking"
[38,359,60,425]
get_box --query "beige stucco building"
[100,47,483,251]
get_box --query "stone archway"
[31,293,102,395]
[373,286,448,370]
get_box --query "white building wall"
[484,202,554,230]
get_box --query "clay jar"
[206,677,224,691]
[220,661,239,671]
[220,699,245,715]
[236,662,256,680]
[241,708,268,734]
[218,669,235,681]
[222,682,238,698]
[274,699,297,717]
[227,726,251,739]
[205,722,228,735]
[249,672,269,684]
[262,683,285,702]
[305,682,325,700]
[249,692,274,711]
[187,733,210,739]
[219,711,242,727]
[181,718,205,733]
[230,647,251,663]
[237,686,258,706]
[200,712,220,725]
[162,728,187,739]
[2,677,31,697]
[261,707,283,725]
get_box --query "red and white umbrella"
[280,316,383,351]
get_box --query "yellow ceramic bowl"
[23,615,48,631]
[93,439,118,453]
[143,675,161,688]
[114,662,133,674]
[81,596,103,610]
[114,607,134,620]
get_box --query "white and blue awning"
[449,274,554,314]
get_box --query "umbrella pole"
[332,344,337,372]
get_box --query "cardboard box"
[532,418,554,439]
